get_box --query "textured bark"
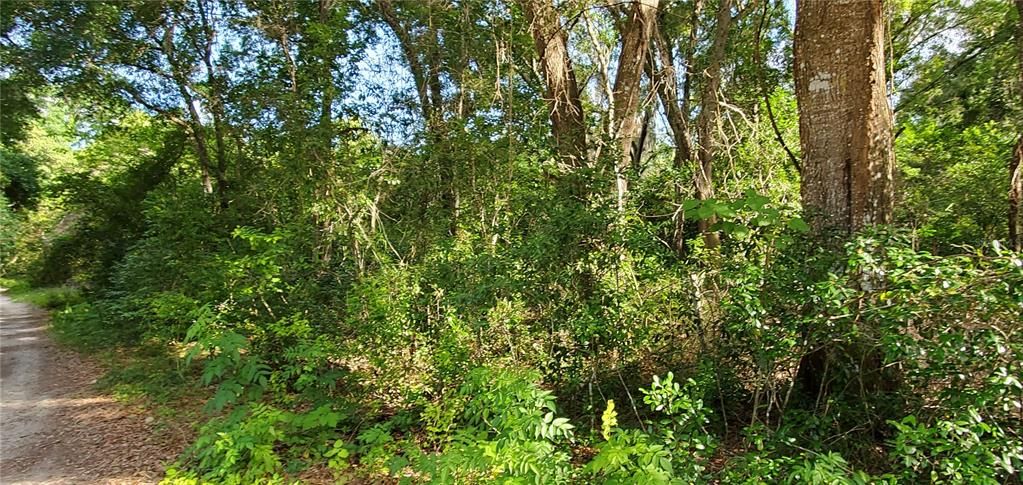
[691,0,733,249]
[652,1,702,255]
[1010,0,1023,251]
[652,30,693,169]
[651,24,694,256]
[520,0,587,166]
[651,0,729,251]
[794,0,894,233]
[794,0,896,403]
[611,0,658,208]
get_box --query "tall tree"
[375,0,501,234]
[611,0,658,209]
[520,0,588,167]
[522,0,660,198]
[1010,0,1023,251]
[0,1,234,207]
[793,0,896,400]
[652,0,743,250]
[794,0,894,232]
[690,0,734,248]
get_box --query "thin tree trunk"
[692,0,733,249]
[377,0,459,234]
[611,0,658,209]
[651,25,694,256]
[1011,139,1021,251]
[377,0,435,124]
[197,0,229,209]
[161,23,215,197]
[794,0,894,233]
[1009,0,1023,251]
[520,0,587,166]
[425,6,458,235]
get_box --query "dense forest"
[1,0,1022,482]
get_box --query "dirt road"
[0,294,178,484]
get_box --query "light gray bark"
[1009,0,1022,250]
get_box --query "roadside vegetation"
[1,0,1021,483]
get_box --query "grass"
[0,276,82,309]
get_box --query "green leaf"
[787,217,810,233]
[693,205,715,220]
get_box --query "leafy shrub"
[585,372,715,483]
[413,367,575,483]
[170,402,349,484]
[890,411,1023,484]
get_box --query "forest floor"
[0,293,185,484]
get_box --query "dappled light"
[1,0,1021,483]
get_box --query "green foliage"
[0,277,80,308]
[50,302,139,350]
[172,402,350,484]
[0,77,40,145]
[585,372,715,483]
[890,411,1023,483]
[897,121,1015,250]
[0,194,17,273]
[412,367,575,484]
[1,146,42,209]
[2,1,1021,483]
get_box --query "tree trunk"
[377,0,435,124]
[651,2,703,255]
[197,0,230,209]
[1009,0,1023,251]
[168,57,215,198]
[794,0,896,404]
[611,0,658,209]
[1011,139,1021,251]
[162,15,219,201]
[377,0,459,234]
[692,0,733,249]
[794,0,894,233]
[520,0,587,166]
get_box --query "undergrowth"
[28,222,1023,483]
[0,277,81,308]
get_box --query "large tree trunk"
[611,0,658,209]
[794,0,897,407]
[1010,0,1023,251]
[794,0,894,233]
[520,0,587,166]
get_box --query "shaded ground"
[1,294,182,484]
